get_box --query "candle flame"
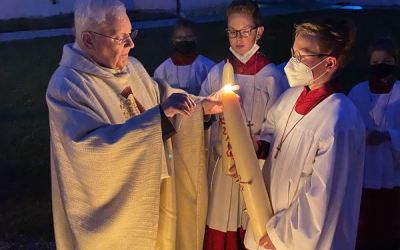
[223,84,234,92]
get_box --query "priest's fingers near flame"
[212,84,241,101]
[200,84,240,114]
[161,92,196,117]
[226,84,241,92]
[201,95,223,115]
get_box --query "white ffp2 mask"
[229,43,260,64]
[284,56,328,87]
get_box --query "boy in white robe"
[200,1,287,249]
[348,37,400,249]
[46,1,222,249]
[244,17,365,250]
[154,19,215,95]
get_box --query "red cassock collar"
[295,83,341,115]
[229,52,270,75]
[171,52,199,66]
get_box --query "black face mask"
[174,41,197,54]
[369,63,396,79]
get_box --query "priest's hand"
[161,93,196,118]
[212,84,241,100]
[202,94,223,115]
[201,85,240,115]
[366,130,390,145]
[259,233,276,249]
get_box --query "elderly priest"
[46,0,222,249]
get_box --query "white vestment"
[244,87,365,250]
[349,81,400,189]
[154,55,215,95]
[47,43,207,250]
[200,59,287,232]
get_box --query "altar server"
[244,17,366,250]
[349,36,400,250]
[154,19,215,95]
[200,1,287,249]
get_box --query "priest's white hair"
[74,0,126,36]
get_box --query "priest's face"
[83,11,134,70]
[227,13,262,55]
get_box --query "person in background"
[244,16,365,250]
[154,19,215,95]
[348,36,400,250]
[200,1,287,249]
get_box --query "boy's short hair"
[226,0,262,27]
[295,16,356,66]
